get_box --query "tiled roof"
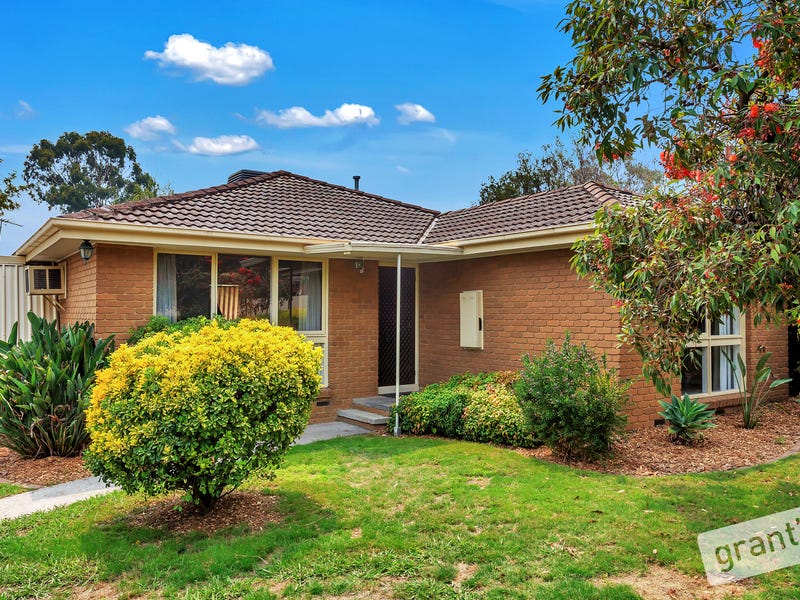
[61,172,637,246]
[62,171,439,245]
[421,181,637,244]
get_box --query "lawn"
[0,484,24,499]
[1,435,799,599]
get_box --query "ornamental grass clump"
[0,313,113,458]
[84,319,322,515]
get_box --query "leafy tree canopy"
[539,1,800,391]
[23,131,159,213]
[478,138,662,205]
[0,158,28,216]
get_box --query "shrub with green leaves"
[515,335,629,461]
[395,372,536,447]
[84,319,322,514]
[0,313,114,458]
[462,384,536,447]
[126,315,229,345]
[736,352,791,429]
[658,393,716,444]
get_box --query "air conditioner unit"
[25,266,66,295]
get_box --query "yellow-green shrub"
[84,319,322,514]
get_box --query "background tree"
[478,137,662,205]
[23,131,159,213]
[539,0,800,390]
[0,158,29,216]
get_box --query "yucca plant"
[0,313,114,457]
[658,393,716,444]
[736,352,792,429]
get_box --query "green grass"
[1,436,799,598]
[0,483,25,498]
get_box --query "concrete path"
[0,421,370,521]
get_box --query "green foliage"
[544,2,800,388]
[84,319,322,515]
[736,351,791,429]
[658,394,717,444]
[0,313,114,457]
[0,157,29,216]
[126,315,228,345]
[462,384,537,447]
[394,372,536,447]
[515,335,629,461]
[23,131,159,213]
[478,138,662,205]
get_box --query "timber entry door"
[378,266,416,388]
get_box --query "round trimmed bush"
[84,319,322,514]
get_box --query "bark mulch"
[521,399,800,476]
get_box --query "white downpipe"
[394,253,402,436]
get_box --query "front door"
[378,266,416,389]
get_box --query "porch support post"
[394,253,402,437]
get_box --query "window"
[155,253,328,385]
[681,312,743,395]
[156,254,211,322]
[217,254,270,320]
[278,260,322,331]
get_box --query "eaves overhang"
[15,218,345,263]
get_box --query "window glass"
[681,348,706,395]
[681,312,742,395]
[217,255,270,320]
[156,254,211,322]
[711,345,739,392]
[278,260,322,331]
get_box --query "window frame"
[682,311,745,398]
[153,251,328,385]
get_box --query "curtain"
[156,254,178,322]
[299,263,322,331]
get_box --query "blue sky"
[1,0,580,254]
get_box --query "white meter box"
[459,290,483,349]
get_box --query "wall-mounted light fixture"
[79,240,94,263]
[353,258,365,274]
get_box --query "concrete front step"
[352,395,396,416]
[337,408,389,432]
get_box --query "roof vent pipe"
[353,175,360,191]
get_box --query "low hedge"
[394,372,536,448]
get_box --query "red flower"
[713,206,724,220]
[749,105,760,119]
[602,234,612,251]
[239,267,247,275]
[764,102,779,113]
[727,153,738,163]
[753,38,763,50]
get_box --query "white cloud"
[395,102,435,125]
[256,103,379,128]
[396,165,411,174]
[144,34,274,85]
[184,135,259,156]
[125,115,176,140]
[15,100,36,119]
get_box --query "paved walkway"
[0,421,370,521]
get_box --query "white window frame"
[682,311,745,397]
[153,251,328,386]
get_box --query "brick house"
[15,170,789,428]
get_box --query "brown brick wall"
[94,244,155,342]
[313,258,379,423]
[419,249,623,383]
[60,253,97,327]
[419,249,790,429]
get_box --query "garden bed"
[521,398,800,476]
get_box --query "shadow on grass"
[76,489,337,594]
